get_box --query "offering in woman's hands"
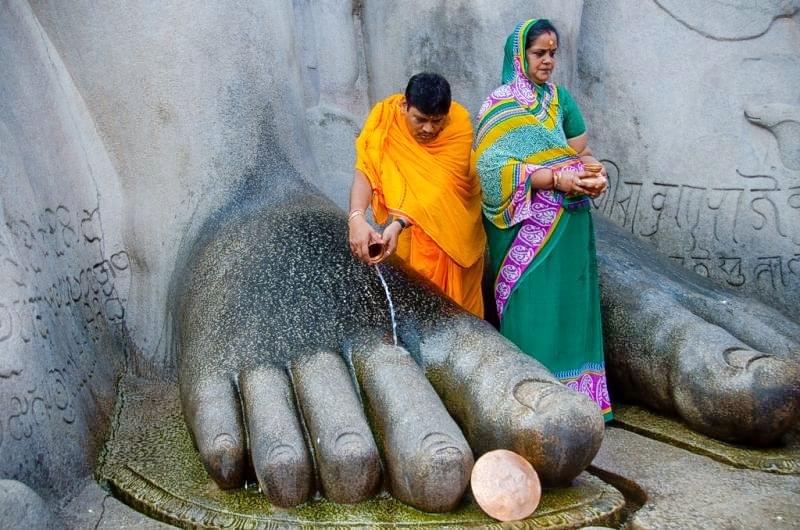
[579,176,606,189]
[583,162,603,174]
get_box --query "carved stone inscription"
[0,203,128,497]
[594,161,800,311]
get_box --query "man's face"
[402,102,447,144]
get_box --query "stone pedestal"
[98,376,625,529]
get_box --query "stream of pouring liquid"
[374,264,398,346]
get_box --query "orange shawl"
[354,94,485,268]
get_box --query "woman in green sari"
[474,18,612,420]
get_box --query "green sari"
[475,19,612,420]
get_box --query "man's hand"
[378,221,403,262]
[349,216,383,264]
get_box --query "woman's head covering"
[501,19,538,84]
[483,18,556,116]
[474,19,577,230]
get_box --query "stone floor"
[59,422,800,529]
[591,426,800,530]
[60,480,173,530]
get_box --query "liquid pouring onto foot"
[374,264,398,346]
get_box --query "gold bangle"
[348,210,364,222]
[553,170,561,190]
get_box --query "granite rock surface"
[1,0,798,525]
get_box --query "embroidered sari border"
[556,364,613,417]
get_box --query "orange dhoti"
[396,226,484,317]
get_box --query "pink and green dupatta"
[474,19,587,320]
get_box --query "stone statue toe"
[292,350,381,504]
[239,366,313,507]
[354,343,474,512]
[180,373,247,489]
[407,314,605,486]
[597,216,800,445]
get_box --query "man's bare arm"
[349,170,373,214]
[348,170,382,263]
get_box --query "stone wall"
[1,0,797,514]
[578,0,800,315]
[29,0,316,373]
[0,3,126,502]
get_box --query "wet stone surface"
[98,375,624,529]
[173,190,606,512]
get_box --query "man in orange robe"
[348,73,485,317]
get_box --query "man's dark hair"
[404,73,451,116]
[525,19,560,49]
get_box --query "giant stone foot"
[596,216,800,445]
[176,182,605,511]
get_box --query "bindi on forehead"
[529,32,558,51]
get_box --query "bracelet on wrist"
[553,170,562,190]
[348,209,364,222]
[394,217,408,230]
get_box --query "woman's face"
[525,31,558,85]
